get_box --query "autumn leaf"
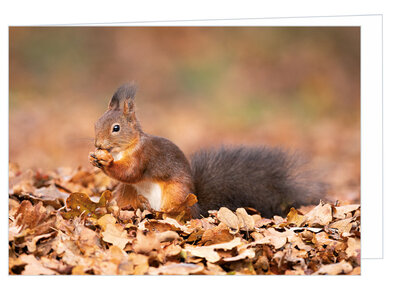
[62,190,112,219]
[97,214,117,230]
[236,208,255,231]
[217,207,239,232]
[101,223,130,250]
[19,254,57,275]
[329,218,353,235]
[332,204,360,219]
[148,263,204,275]
[286,207,307,226]
[184,237,242,263]
[133,230,161,254]
[313,260,353,275]
[10,200,56,241]
[304,201,333,226]
[200,223,234,245]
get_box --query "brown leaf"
[10,169,35,195]
[19,254,56,275]
[156,230,180,243]
[130,253,149,275]
[34,184,69,203]
[26,233,55,253]
[223,248,256,262]
[304,201,333,226]
[236,208,255,231]
[163,243,182,257]
[62,190,112,219]
[97,214,117,230]
[156,217,194,234]
[204,262,227,275]
[148,263,204,275]
[184,193,198,207]
[78,226,101,254]
[345,237,360,258]
[217,207,239,232]
[69,168,95,187]
[101,223,130,250]
[273,215,286,225]
[133,230,161,254]
[313,260,353,275]
[254,218,273,228]
[185,238,242,263]
[11,200,56,241]
[349,266,361,275]
[286,207,307,226]
[329,218,353,235]
[332,204,360,219]
[313,231,341,247]
[118,210,136,222]
[200,223,234,245]
[14,200,48,230]
[263,228,295,249]
[149,262,204,275]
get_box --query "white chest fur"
[111,151,124,162]
[134,181,162,211]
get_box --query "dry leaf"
[286,207,307,226]
[236,208,255,231]
[263,228,295,249]
[217,207,239,232]
[223,248,256,262]
[101,223,130,250]
[313,260,353,275]
[156,230,180,243]
[304,201,333,226]
[78,226,101,254]
[333,204,360,219]
[329,218,353,235]
[200,223,234,245]
[97,214,117,230]
[19,254,57,275]
[133,230,161,254]
[345,237,360,258]
[62,190,112,219]
[14,200,48,230]
[148,263,204,275]
[185,237,242,263]
[156,217,194,234]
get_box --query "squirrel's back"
[190,146,326,218]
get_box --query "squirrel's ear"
[123,99,135,115]
[108,96,120,110]
[108,83,137,111]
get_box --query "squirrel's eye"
[112,124,120,132]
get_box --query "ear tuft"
[108,82,137,111]
[123,100,135,115]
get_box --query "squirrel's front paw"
[89,149,114,168]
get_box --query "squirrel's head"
[94,83,142,153]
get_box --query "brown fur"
[113,183,151,210]
[90,83,198,219]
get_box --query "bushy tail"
[190,146,327,218]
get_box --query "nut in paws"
[89,149,114,168]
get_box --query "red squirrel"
[89,83,325,220]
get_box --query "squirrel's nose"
[95,140,101,149]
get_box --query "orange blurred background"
[9,27,360,202]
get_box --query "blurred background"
[9,27,360,202]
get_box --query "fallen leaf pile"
[9,163,361,275]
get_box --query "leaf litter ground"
[9,164,360,275]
